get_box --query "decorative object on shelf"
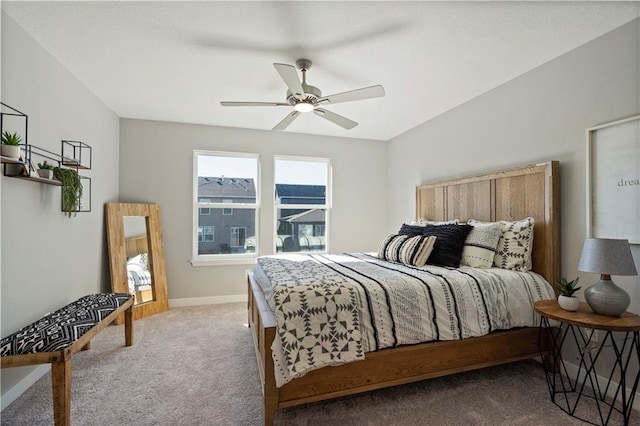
[1,130,22,160]
[587,115,640,244]
[578,238,638,316]
[1,103,27,166]
[53,167,83,218]
[37,160,54,179]
[557,277,581,311]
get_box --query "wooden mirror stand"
[105,203,169,322]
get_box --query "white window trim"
[274,155,331,254]
[192,150,260,266]
[199,198,211,215]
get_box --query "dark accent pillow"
[398,223,426,237]
[421,224,473,267]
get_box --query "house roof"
[278,209,325,224]
[275,184,325,200]
[198,177,256,199]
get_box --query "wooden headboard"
[416,161,560,289]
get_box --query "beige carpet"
[0,303,631,425]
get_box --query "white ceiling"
[2,1,639,141]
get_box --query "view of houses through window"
[275,157,330,253]
[193,152,330,259]
[194,152,259,257]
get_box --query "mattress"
[253,252,555,386]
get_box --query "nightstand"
[535,299,640,426]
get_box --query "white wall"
[388,18,640,308]
[119,119,388,300]
[0,12,120,399]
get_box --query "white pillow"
[467,218,535,271]
[461,221,503,268]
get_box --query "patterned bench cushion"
[0,293,132,356]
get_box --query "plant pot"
[1,144,21,160]
[558,295,580,312]
[37,169,54,179]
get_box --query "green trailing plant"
[53,167,83,218]
[37,160,54,170]
[1,130,22,146]
[558,277,581,297]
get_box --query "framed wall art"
[586,115,640,244]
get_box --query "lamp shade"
[578,238,637,276]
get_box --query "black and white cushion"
[494,217,535,271]
[470,218,535,271]
[0,293,132,356]
[462,220,504,268]
[378,234,437,267]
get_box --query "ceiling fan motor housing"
[287,84,322,107]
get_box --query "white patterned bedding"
[254,253,555,387]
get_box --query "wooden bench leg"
[125,304,134,346]
[51,358,72,426]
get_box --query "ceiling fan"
[220,59,385,131]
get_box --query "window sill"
[190,256,257,267]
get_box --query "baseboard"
[1,364,50,411]
[563,360,640,412]
[168,294,247,308]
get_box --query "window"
[274,156,331,253]
[203,226,214,241]
[230,227,247,247]
[222,199,233,216]
[193,151,259,263]
[199,198,211,215]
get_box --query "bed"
[247,161,560,425]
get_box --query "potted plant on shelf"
[37,161,55,179]
[53,167,83,218]
[1,130,22,160]
[558,277,581,311]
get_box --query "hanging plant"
[53,167,83,217]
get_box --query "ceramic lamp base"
[584,279,630,317]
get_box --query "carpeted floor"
[0,303,631,425]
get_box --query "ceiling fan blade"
[273,63,305,100]
[220,101,289,107]
[314,108,358,130]
[318,85,385,105]
[273,111,300,131]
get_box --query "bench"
[1,293,134,426]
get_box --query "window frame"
[199,198,211,215]
[192,150,260,265]
[274,155,331,254]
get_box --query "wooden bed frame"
[248,161,560,425]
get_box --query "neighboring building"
[197,176,256,254]
[275,184,326,252]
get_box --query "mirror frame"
[106,203,169,321]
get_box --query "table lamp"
[578,238,638,316]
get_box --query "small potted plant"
[1,130,22,160]
[37,160,55,179]
[558,277,581,311]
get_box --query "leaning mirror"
[106,203,169,321]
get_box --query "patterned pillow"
[421,224,473,267]
[378,234,437,267]
[471,218,535,271]
[462,221,504,268]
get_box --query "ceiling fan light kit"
[220,59,385,131]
